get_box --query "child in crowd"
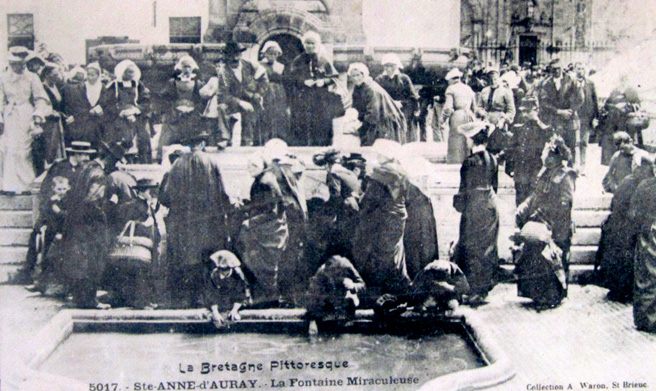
[306,255,366,335]
[33,176,71,295]
[411,259,470,314]
[207,250,252,328]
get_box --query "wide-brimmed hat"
[343,152,366,168]
[549,58,562,68]
[8,46,30,63]
[65,141,96,154]
[210,250,241,269]
[458,121,495,138]
[445,67,463,80]
[131,177,160,190]
[222,42,247,56]
[99,141,126,161]
[25,51,46,66]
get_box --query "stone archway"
[258,32,304,67]
[235,8,331,45]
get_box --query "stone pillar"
[205,0,229,42]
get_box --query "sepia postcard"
[1,1,656,390]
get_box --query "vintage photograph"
[1,0,656,390]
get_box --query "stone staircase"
[0,194,33,283]
[0,145,612,285]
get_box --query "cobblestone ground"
[477,283,656,390]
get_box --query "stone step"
[572,228,601,246]
[0,211,33,228]
[0,195,32,211]
[0,228,32,246]
[573,195,612,210]
[0,246,28,265]
[573,210,610,228]
[0,264,22,284]
[571,245,597,264]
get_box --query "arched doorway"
[259,33,304,67]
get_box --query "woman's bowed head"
[543,136,573,168]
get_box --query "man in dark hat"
[159,129,232,308]
[538,58,584,169]
[214,42,267,146]
[507,97,553,205]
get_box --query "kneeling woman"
[452,122,499,306]
[515,137,576,308]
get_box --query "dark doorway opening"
[259,33,304,67]
[519,35,538,66]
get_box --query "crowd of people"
[2,30,656,334]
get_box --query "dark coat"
[217,60,266,114]
[404,182,439,281]
[517,165,576,246]
[60,160,115,282]
[538,76,584,131]
[375,72,419,111]
[159,149,231,267]
[62,82,110,145]
[103,80,152,146]
[353,160,412,297]
[352,78,407,146]
[454,150,500,296]
[578,78,599,128]
[628,177,656,331]
[596,174,642,300]
[288,52,343,146]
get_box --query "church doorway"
[519,35,539,66]
[259,33,304,67]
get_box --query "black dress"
[288,52,343,146]
[453,150,499,297]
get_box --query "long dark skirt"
[516,240,567,306]
[596,214,636,301]
[237,213,289,303]
[634,222,656,332]
[260,83,291,143]
[454,190,499,296]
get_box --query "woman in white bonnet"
[375,53,420,142]
[348,62,406,146]
[157,55,204,159]
[62,62,109,148]
[258,41,291,143]
[104,60,153,163]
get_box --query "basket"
[108,221,153,266]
